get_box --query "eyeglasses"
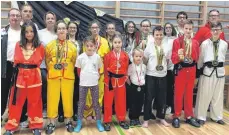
[91,27,99,29]
[69,27,76,30]
[9,14,21,18]
[141,25,150,28]
[211,28,221,32]
[128,26,135,29]
[178,17,186,19]
[209,15,219,18]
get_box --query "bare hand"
[126,78,131,85]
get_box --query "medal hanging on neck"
[135,64,142,92]
[114,51,121,68]
[54,40,67,70]
[212,40,219,66]
[155,45,164,71]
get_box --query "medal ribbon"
[113,51,120,68]
[56,40,68,64]
[155,45,164,66]
[135,64,142,86]
[96,36,101,52]
[213,40,219,61]
[141,33,148,50]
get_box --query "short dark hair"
[8,8,21,17]
[67,21,79,40]
[54,20,67,33]
[152,26,163,35]
[208,9,220,16]
[211,22,222,29]
[43,11,56,22]
[83,36,96,45]
[20,3,33,12]
[140,19,151,27]
[20,21,40,48]
[163,22,177,36]
[176,11,188,19]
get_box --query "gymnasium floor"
[1,109,229,135]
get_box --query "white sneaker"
[20,121,29,128]
[166,107,171,115]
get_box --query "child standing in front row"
[103,33,129,131]
[127,48,146,127]
[74,36,104,132]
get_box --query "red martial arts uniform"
[103,51,129,123]
[5,42,44,131]
[171,37,199,118]
[193,22,226,45]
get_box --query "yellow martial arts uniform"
[83,36,110,118]
[45,40,77,118]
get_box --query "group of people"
[1,3,228,135]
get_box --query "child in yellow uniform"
[45,20,77,134]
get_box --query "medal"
[137,87,141,92]
[184,57,193,64]
[54,63,63,70]
[117,62,121,68]
[212,60,219,66]
[156,65,164,71]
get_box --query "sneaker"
[196,119,205,125]
[104,123,111,131]
[129,120,135,128]
[172,118,180,128]
[96,120,105,132]
[119,121,129,129]
[20,121,29,128]
[66,121,74,133]
[45,123,56,134]
[32,129,41,135]
[185,117,200,128]
[135,119,142,127]
[74,120,82,133]
[211,118,225,125]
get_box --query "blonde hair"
[132,47,144,57]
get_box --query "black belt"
[173,61,196,76]
[108,71,124,91]
[11,64,37,105]
[204,61,224,68]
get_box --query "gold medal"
[156,65,164,71]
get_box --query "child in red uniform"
[4,21,44,135]
[103,33,129,131]
[171,20,200,128]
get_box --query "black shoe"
[135,119,142,127]
[129,120,135,128]
[45,123,56,134]
[186,117,200,128]
[66,121,74,133]
[3,130,14,135]
[73,114,78,121]
[197,119,205,125]
[172,118,180,128]
[58,115,64,123]
[211,118,225,125]
[104,123,111,131]
[32,129,41,135]
[119,121,129,129]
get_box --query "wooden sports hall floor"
[1,109,229,135]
